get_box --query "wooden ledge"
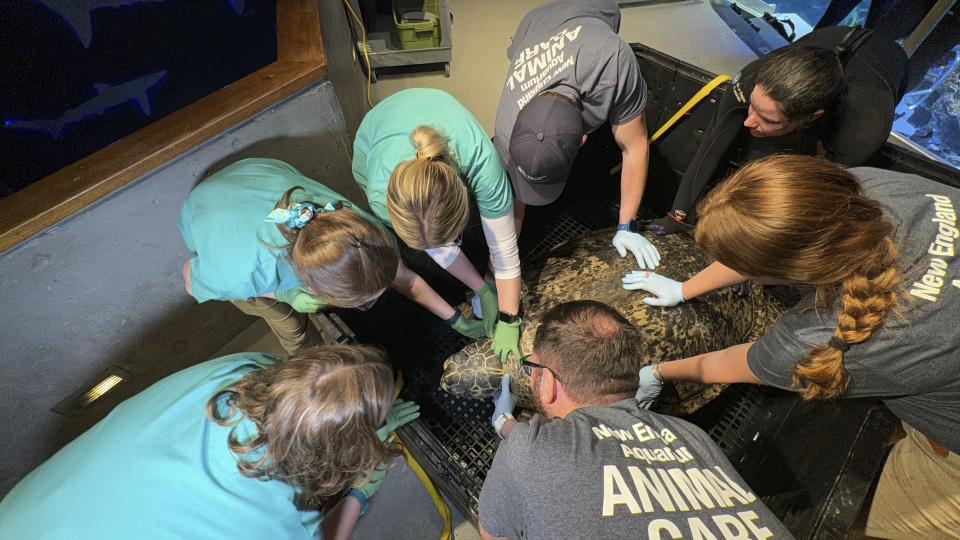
[0,60,327,253]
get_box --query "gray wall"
[0,79,360,496]
[319,0,371,140]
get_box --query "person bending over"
[0,345,420,539]
[631,154,960,537]
[353,89,523,362]
[179,158,464,354]
[495,0,661,271]
[647,26,909,235]
[479,300,791,540]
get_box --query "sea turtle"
[441,228,786,416]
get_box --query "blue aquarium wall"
[0,0,278,196]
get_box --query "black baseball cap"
[507,94,584,206]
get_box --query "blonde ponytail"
[387,125,469,250]
[695,155,904,400]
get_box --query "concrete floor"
[217,1,761,537]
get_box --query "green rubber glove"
[491,318,522,364]
[477,283,499,338]
[349,463,389,515]
[450,312,487,340]
[274,287,325,314]
[376,398,420,442]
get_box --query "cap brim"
[507,157,567,206]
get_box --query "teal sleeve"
[464,135,514,219]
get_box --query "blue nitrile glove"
[642,215,694,236]
[622,271,685,307]
[449,310,487,340]
[492,318,522,364]
[477,283,499,338]
[491,374,516,428]
[636,365,664,409]
[376,398,420,442]
[274,287,325,313]
[349,463,389,516]
[612,230,661,270]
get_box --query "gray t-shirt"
[493,0,647,165]
[749,167,960,453]
[479,399,793,539]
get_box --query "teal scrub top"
[352,88,513,224]
[0,353,322,540]
[178,158,380,302]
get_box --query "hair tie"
[828,337,851,353]
[265,201,339,229]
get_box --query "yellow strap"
[391,372,453,540]
[650,74,733,143]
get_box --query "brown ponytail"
[387,125,469,250]
[274,187,399,308]
[695,155,903,400]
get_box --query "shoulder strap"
[835,27,874,66]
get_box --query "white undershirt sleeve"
[425,245,462,269]
[481,213,521,279]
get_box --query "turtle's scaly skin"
[440,229,786,416]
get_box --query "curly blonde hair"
[696,155,902,400]
[386,125,469,250]
[207,345,399,509]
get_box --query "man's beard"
[532,387,546,417]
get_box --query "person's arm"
[622,261,747,307]
[444,251,486,292]
[612,113,650,227]
[682,261,748,301]
[321,496,362,540]
[182,259,193,296]
[391,261,457,319]
[658,342,762,384]
[480,214,521,316]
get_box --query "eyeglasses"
[520,355,561,382]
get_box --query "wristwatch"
[493,412,514,439]
[497,311,521,324]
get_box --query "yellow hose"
[392,372,453,540]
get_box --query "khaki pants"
[866,422,960,539]
[231,297,322,355]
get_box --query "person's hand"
[274,287,325,313]
[376,398,420,442]
[622,271,685,307]
[477,283,499,338]
[491,318,522,364]
[349,463,389,515]
[491,374,516,427]
[636,365,664,409]
[612,230,661,270]
[450,312,487,340]
[642,215,693,236]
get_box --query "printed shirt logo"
[909,193,960,302]
[507,25,582,109]
[589,419,779,538]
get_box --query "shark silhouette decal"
[37,0,250,48]
[4,70,167,139]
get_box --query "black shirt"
[669,27,909,223]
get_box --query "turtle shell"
[440,229,786,416]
